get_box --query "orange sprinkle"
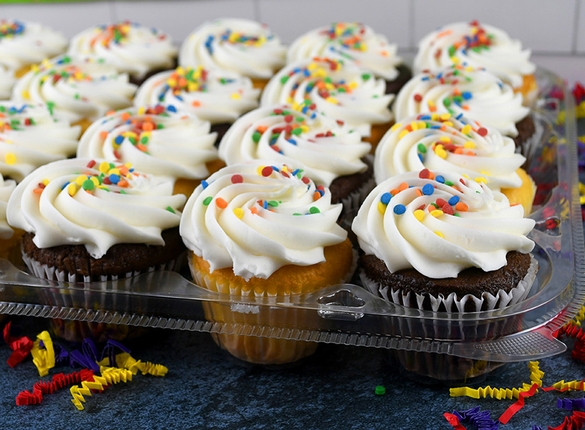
[313,191,321,201]
[142,121,155,131]
[118,179,129,188]
[191,100,201,107]
[455,202,468,212]
[454,147,464,154]
[99,131,109,139]
[120,112,131,122]
[33,187,44,195]
[216,197,228,209]
[250,207,258,215]
[257,125,268,133]
[398,182,408,192]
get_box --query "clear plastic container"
[0,68,583,382]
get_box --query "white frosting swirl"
[0,101,82,182]
[414,21,535,88]
[7,158,186,258]
[133,66,260,124]
[218,104,371,186]
[287,22,402,81]
[11,56,137,124]
[393,66,529,137]
[180,161,348,280]
[179,18,286,80]
[0,173,17,239]
[77,105,219,181]
[352,169,535,278]
[374,113,525,190]
[0,65,16,99]
[261,58,393,137]
[0,20,67,72]
[68,21,178,81]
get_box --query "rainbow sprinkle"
[321,23,368,52]
[205,27,272,55]
[435,20,494,61]
[90,21,168,48]
[0,20,25,39]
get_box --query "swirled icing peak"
[179,18,286,79]
[7,158,185,258]
[134,66,260,124]
[393,65,529,136]
[180,161,348,280]
[218,104,370,186]
[12,55,137,124]
[287,22,402,81]
[0,20,67,72]
[352,168,535,278]
[0,173,17,239]
[374,112,525,190]
[77,105,219,181]
[414,20,535,88]
[68,21,178,81]
[261,57,393,136]
[0,101,82,182]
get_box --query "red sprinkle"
[86,160,96,169]
[419,168,431,179]
[414,94,422,102]
[477,127,488,137]
[231,174,243,184]
[261,166,273,177]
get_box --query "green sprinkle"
[309,207,320,214]
[417,143,427,153]
[361,73,371,81]
[374,385,386,396]
[252,131,262,143]
[166,206,176,214]
[280,75,289,85]
[140,136,149,144]
[82,179,94,191]
[157,124,164,129]
[203,196,213,206]
[267,200,279,207]
[291,127,302,136]
[46,101,55,115]
[445,181,455,186]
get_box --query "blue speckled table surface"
[1,315,585,430]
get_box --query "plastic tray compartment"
[0,68,583,379]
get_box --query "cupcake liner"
[191,249,358,365]
[338,155,377,232]
[518,114,545,167]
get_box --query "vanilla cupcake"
[11,55,137,133]
[414,20,537,106]
[133,66,260,142]
[77,105,224,197]
[68,21,178,85]
[218,103,373,219]
[0,101,81,182]
[180,161,354,365]
[375,113,535,214]
[393,65,535,149]
[287,22,411,94]
[261,57,393,150]
[179,18,286,90]
[0,19,67,78]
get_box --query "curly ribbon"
[443,412,467,429]
[498,383,539,424]
[70,367,133,411]
[15,369,94,406]
[2,321,34,368]
[449,407,499,429]
[548,411,585,430]
[557,397,585,410]
[30,331,55,377]
[553,323,585,363]
[99,352,168,377]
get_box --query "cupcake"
[0,173,22,262]
[11,55,137,134]
[179,18,286,90]
[352,169,537,382]
[218,103,373,224]
[287,22,411,94]
[6,157,186,282]
[0,19,67,78]
[180,161,354,365]
[261,57,393,150]
[392,65,535,150]
[67,21,178,86]
[374,113,536,214]
[133,66,260,143]
[0,101,81,182]
[77,105,224,197]
[413,20,537,106]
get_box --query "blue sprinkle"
[114,135,124,145]
[418,153,424,162]
[419,114,431,120]
[287,138,297,145]
[201,180,209,189]
[455,113,463,120]
[393,204,406,215]
[176,95,183,102]
[109,174,120,184]
[448,195,460,206]
[435,175,445,184]
[167,105,177,113]
[62,181,70,190]
[421,76,430,81]
[380,192,391,205]
[462,91,472,100]
[263,201,268,209]
[422,184,434,195]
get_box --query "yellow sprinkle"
[390,122,402,132]
[410,121,419,131]
[443,121,453,127]
[475,177,488,184]
[377,201,387,215]
[41,179,49,186]
[464,141,476,149]
[31,64,39,73]
[307,62,318,71]
[67,183,79,196]
[286,97,294,104]
[233,208,244,219]
[431,113,439,121]
[398,129,409,139]
[230,92,241,100]
[21,90,30,100]
[99,161,111,173]
[438,136,451,143]
[430,209,444,217]
[348,81,358,90]
[325,96,338,104]
[109,168,120,176]
[435,231,444,238]
[461,124,472,135]
[90,177,100,186]
[414,209,425,221]
[451,56,460,64]
[175,66,185,75]
[440,113,451,121]
[300,125,309,133]
[435,145,447,159]
[5,153,16,165]
[137,106,146,115]
[75,175,88,186]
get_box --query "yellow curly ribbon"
[549,380,585,392]
[450,361,542,399]
[100,352,168,376]
[70,367,133,411]
[30,331,55,377]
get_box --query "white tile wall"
[1,0,585,85]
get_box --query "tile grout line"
[573,0,581,54]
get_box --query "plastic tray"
[1,68,583,365]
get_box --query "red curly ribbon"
[443,412,467,429]
[548,410,585,430]
[16,369,94,406]
[3,321,34,367]
[499,383,540,424]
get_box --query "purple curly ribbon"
[453,407,499,429]
[557,397,585,410]
[101,339,131,368]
